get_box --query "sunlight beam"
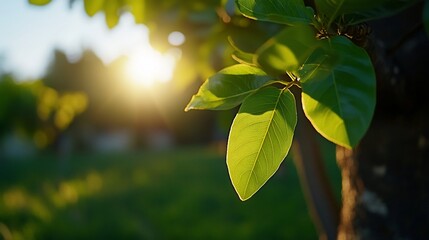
[125,45,177,88]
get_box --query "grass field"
[0,145,340,239]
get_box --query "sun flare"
[125,46,178,88]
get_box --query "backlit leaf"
[228,37,255,66]
[28,0,51,5]
[232,51,255,66]
[128,0,145,23]
[227,87,297,200]
[299,36,376,148]
[185,64,274,111]
[84,0,104,17]
[236,0,314,25]
[104,0,120,28]
[255,24,319,76]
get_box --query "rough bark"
[337,4,429,239]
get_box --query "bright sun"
[125,46,178,88]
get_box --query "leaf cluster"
[186,0,420,200]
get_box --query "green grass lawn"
[0,145,340,239]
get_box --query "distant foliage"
[0,74,87,149]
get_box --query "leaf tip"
[341,142,354,150]
[238,193,251,201]
[184,106,192,112]
[238,196,248,201]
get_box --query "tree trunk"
[292,89,340,240]
[337,4,429,239]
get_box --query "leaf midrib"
[207,89,258,104]
[192,80,280,109]
[242,88,284,197]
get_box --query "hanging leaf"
[236,0,314,25]
[84,0,104,17]
[104,0,120,29]
[185,64,275,111]
[227,87,297,200]
[127,0,145,23]
[255,24,319,76]
[299,36,376,148]
[28,0,51,5]
[232,50,256,66]
[228,37,256,66]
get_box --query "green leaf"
[424,0,429,37]
[227,87,297,200]
[104,0,120,29]
[128,0,145,23]
[232,51,255,65]
[236,0,314,25]
[314,0,344,25]
[255,24,319,76]
[315,0,419,25]
[28,0,51,5]
[185,64,274,111]
[299,36,376,148]
[346,0,419,24]
[84,0,104,17]
[228,37,256,65]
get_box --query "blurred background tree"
[0,73,88,155]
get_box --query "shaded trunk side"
[337,4,429,239]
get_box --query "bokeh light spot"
[168,31,186,46]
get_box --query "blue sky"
[0,0,150,79]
